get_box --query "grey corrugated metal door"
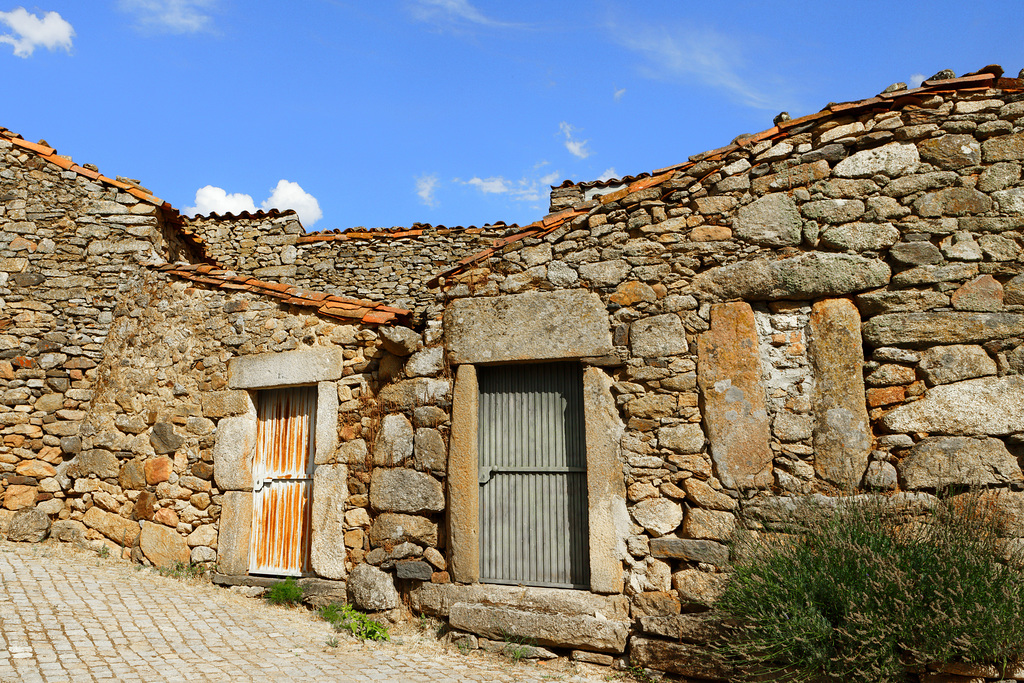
[478,362,589,589]
[250,386,316,576]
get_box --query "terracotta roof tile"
[922,73,995,88]
[155,262,410,326]
[10,138,55,155]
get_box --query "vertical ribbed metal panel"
[254,387,316,480]
[250,386,316,576]
[478,362,589,589]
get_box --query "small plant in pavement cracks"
[157,561,207,580]
[264,577,304,606]
[317,603,389,641]
[325,636,339,648]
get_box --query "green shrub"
[265,577,304,606]
[716,492,1024,682]
[317,602,389,641]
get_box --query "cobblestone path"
[0,540,613,683]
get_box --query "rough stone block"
[630,314,688,358]
[228,347,343,389]
[370,468,444,514]
[212,414,256,491]
[201,390,252,418]
[629,636,730,680]
[650,538,729,565]
[373,414,413,466]
[377,377,451,410]
[139,521,190,568]
[411,582,629,620]
[697,302,772,490]
[149,423,184,454]
[445,290,612,365]
[311,464,348,579]
[918,345,997,385]
[395,560,433,581]
[216,491,252,576]
[732,192,802,246]
[631,498,683,537]
[693,252,891,302]
[314,381,338,465]
[808,299,871,489]
[833,141,920,177]
[448,364,478,584]
[449,603,628,654]
[582,366,629,595]
[368,512,438,547]
[881,376,1024,436]
[658,423,705,454]
[83,506,140,546]
[413,428,446,472]
[900,436,1023,489]
[863,312,1024,347]
[7,507,50,542]
[66,450,119,479]
[347,564,398,610]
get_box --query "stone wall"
[185,212,504,318]
[0,137,179,522]
[4,72,1024,680]
[434,82,1024,674]
[68,267,453,579]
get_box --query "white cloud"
[613,21,790,111]
[559,122,591,160]
[614,87,626,101]
[415,174,440,207]
[410,0,520,29]
[539,170,561,185]
[467,176,513,194]
[187,186,257,216]
[909,73,926,88]
[0,8,74,57]
[463,166,562,204]
[118,0,217,34]
[597,167,618,181]
[262,180,323,226]
[187,179,323,227]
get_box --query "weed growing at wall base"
[716,492,1024,682]
[264,577,304,606]
[318,603,389,641]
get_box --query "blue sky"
[2,1,1023,232]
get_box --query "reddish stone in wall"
[808,298,872,489]
[696,302,772,490]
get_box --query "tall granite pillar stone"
[696,302,772,490]
[808,298,871,488]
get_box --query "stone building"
[3,66,1024,678]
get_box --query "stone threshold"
[212,572,347,607]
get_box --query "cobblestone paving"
[0,541,615,683]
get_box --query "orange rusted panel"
[250,480,312,575]
[254,387,316,480]
[250,387,317,576]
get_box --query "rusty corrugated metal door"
[250,386,316,576]
[477,362,589,589]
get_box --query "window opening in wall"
[250,386,316,576]
[477,362,590,589]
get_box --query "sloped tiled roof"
[0,127,215,264]
[555,69,1019,192]
[0,127,413,324]
[433,69,1024,285]
[154,263,411,326]
[296,223,507,244]
[188,208,299,222]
